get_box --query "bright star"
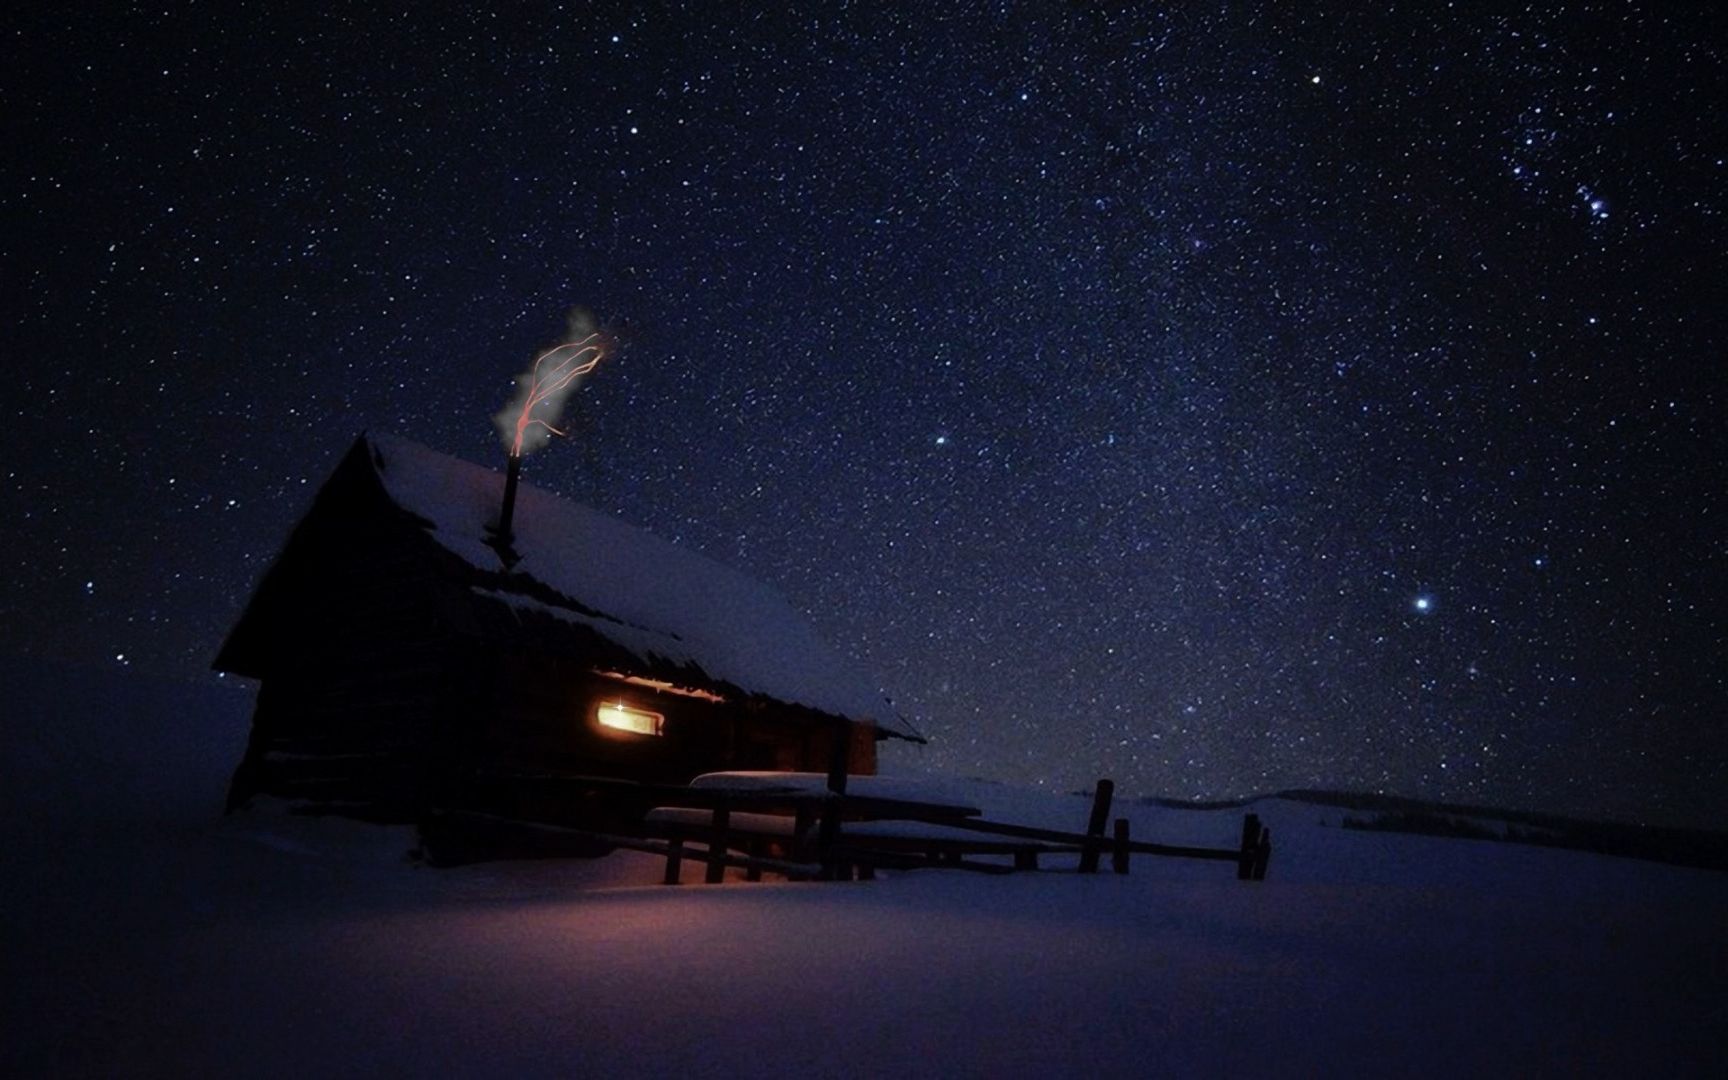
[1413,595,1434,613]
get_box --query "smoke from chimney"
[488,307,609,558]
[493,307,605,458]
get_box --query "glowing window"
[596,702,664,737]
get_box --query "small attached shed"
[217,433,921,823]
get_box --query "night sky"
[6,4,1725,828]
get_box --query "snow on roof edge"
[362,433,918,737]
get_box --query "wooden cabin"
[216,434,921,826]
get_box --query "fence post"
[1237,814,1261,881]
[817,719,851,880]
[792,804,815,862]
[1078,779,1115,873]
[1253,826,1272,881]
[705,806,731,884]
[663,837,683,885]
[1112,817,1131,874]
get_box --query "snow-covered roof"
[364,434,913,736]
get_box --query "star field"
[4,3,1724,827]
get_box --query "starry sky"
[6,3,1725,828]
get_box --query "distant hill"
[1143,788,1728,873]
[0,652,251,839]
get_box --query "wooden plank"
[477,771,981,820]
[822,833,1077,858]
[1238,814,1261,881]
[705,807,731,884]
[935,817,1239,861]
[792,804,815,862]
[817,720,850,880]
[838,794,981,821]
[646,808,801,836]
[1078,779,1114,873]
[440,811,820,879]
[833,847,1017,875]
[663,838,683,885]
[1112,817,1131,875]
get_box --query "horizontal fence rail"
[445,770,1271,884]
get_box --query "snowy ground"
[4,659,1725,1077]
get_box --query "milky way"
[5,4,1724,827]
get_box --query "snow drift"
[3,657,1724,1077]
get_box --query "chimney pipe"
[497,453,523,543]
[487,453,524,567]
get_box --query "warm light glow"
[594,670,725,703]
[597,701,664,736]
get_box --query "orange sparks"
[509,333,605,457]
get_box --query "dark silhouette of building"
[217,434,919,824]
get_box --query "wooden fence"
[434,773,1272,884]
